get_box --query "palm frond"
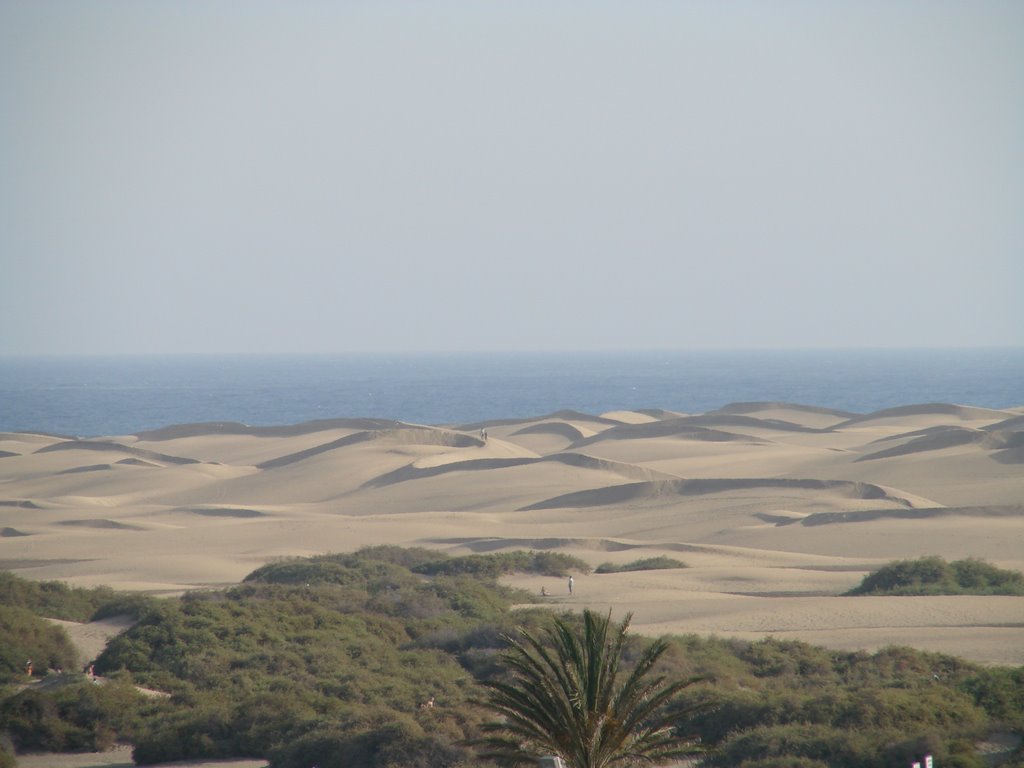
[475,609,706,768]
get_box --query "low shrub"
[0,605,80,682]
[0,740,14,768]
[595,556,687,573]
[0,677,152,753]
[0,572,154,623]
[846,556,1024,596]
[412,550,590,579]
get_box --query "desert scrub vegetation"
[846,556,1024,596]
[411,550,591,578]
[0,676,158,754]
[0,605,80,681]
[0,571,155,623]
[1,548,1023,767]
[594,556,688,573]
[245,547,589,584]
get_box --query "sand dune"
[991,443,1024,465]
[363,452,677,489]
[715,401,856,418]
[519,477,917,512]
[35,439,200,465]
[633,408,688,419]
[510,421,591,441]
[834,403,1016,429]
[57,519,144,530]
[259,427,482,469]
[984,414,1024,432]
[135,417,402,440]
[598,410,662,424]
[573,420,759,446]
[180,506,269,518]
[797,504,1024,526]
[857,427,984,461]
[1,402,1022,665]
[458,409,625,431]
[665,413,823,433]
[856,427,1024,463]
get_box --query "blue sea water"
[1,349,1022,437]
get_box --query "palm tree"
[476,609,704,768]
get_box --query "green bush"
[412,550,590,578]
[266,725,353,768]
[595,556,687,573]
[0,736,14,768]
[959,666,1024,728]
[355,545,454,569]
[0,605,80,681]
[0,677,152,753]
[706,722,874,768]
[0,572,154,622]
[846,556,1024,596]
[267,711,473,768]
[102,556,503,763]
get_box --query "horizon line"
[3,345,1024,359]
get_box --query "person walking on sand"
[568,576,574,595]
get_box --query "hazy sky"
[1,1,1021,355]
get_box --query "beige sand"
[1,402,1022,666]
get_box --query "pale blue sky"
[1,1,1022,354]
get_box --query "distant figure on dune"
[541,585,548,597]
[568,576,574,595]
[480,428,488,442]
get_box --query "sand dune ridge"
[518,476,912,511]
[35,440,200,466]
[258,427,482,470]
[135,417,403,441]
[362,452,678,489]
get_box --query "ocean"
[1,349,1022,437]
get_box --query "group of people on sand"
[540,576,574,597]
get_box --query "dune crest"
[834,403,1015,428]
[715,401,858,418]
[572,419,759,446]
[519,477,917,512]
[257,427,482,470]
[35,439,200,466]
[135,417,403,441]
